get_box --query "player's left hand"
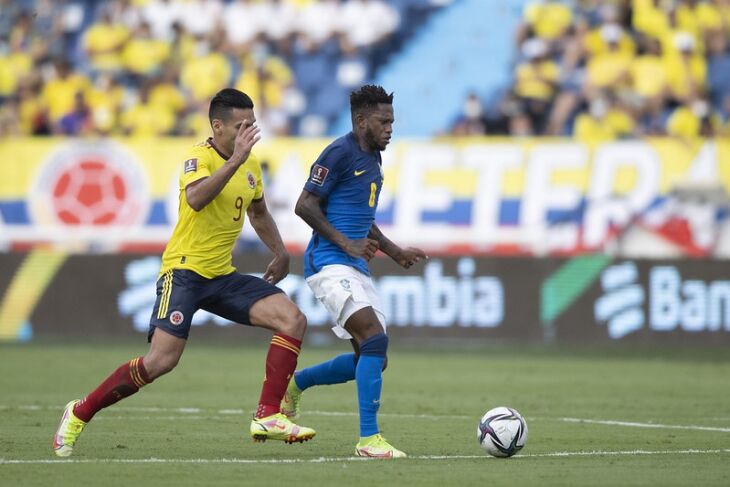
[395,247,427,269]
[263,253,290,284]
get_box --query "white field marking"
[7,405,730,432]
[89,416,730,433]
[560,417,730,433]
[2,449,730,465]
[5,405,468,420]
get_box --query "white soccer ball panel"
[477,406,528,458]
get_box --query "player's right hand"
[231,120,261,165]
[345,238,379,261]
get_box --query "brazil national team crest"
[247,171,256,189]
[169,310,184,326]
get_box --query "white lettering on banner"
[597,262,730,338]
[119,258,506,331]
[649,266,679,331]
[595,262,645,339]
[650,266,730,332]
[709,282,730,331]
[585,143,660,248]
[379,276,426,326]
[380,259,503,328]
[521,144,586,253]
[395,144,458,242]
[6,140,728,257]
[463,144,522,243]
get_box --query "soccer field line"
[7,405,730,433]
[2,449,730,465]
[86,415,730,433]
[560,417,730,433]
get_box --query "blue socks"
[356,333,388,437]
[291,333,389,438]
[294,353,357,390]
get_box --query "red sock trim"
[255,334,301,419]
[270,333,302,354]
[73,356,151,422]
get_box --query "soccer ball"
[477,406,528,457]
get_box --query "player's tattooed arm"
[369,223,427,269]
[247,195,290,283]
[295,190,379,260]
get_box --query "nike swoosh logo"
[354,170,367,176]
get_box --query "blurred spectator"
[108,0,144,30]
[234,44,295,120]
[573,94,636,143]
[450,92,487,135]
[86,73,125,135]
[0,93,20,136]
[262,0,298,46]
[180,34,231,103]
[82,9,130,74]
[149,66,188,132]
[0,33,33,100]
[339,0,401,49]
[584,4,636,58]
[121,22,171,80]
[180,99,211,138]
[336,36,370,89]
[707,30,730,110]
[633,0,670,41]
[584,24,634,97]
[56,90,92,136]
[517,0,574,48]
[41,58,91,125]
[120,83,175,137]
[168,21,196,66]
[297,0,342,47]
[513,37,559,134]
[143,0,181,41]
[664,31,707,104]
[19,80,51,135]
[0,0,23,38]
[666,96,720,137]
[178,0,223,37]
[223,0,266,52]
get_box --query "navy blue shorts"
[148,269,284,341]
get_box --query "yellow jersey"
[160,138,264,278]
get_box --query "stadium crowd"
[0,0,438,138]
[451,0,730,141]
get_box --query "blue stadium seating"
[332,0,527,136]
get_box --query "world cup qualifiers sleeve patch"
[183,158,198,173]
[310,164,329,186]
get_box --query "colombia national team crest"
[29,141,149,230]
[247,171,256,189]
[169,310,184,326]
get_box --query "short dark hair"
[209,88,254,122]
[350,84,393,117]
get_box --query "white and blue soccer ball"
[477,406,528,457]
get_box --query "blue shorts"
[148,269,284,341]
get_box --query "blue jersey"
[303,132,384,277]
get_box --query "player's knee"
[359,332,388,357]
[144,353,180,379]
[279,308,307,338]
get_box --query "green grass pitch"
[1,341,729,486]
